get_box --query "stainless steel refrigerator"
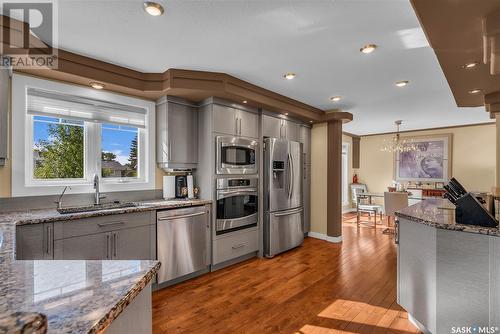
[264,138,304,258]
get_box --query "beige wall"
[311,123,328,234]
[357,124,496,195]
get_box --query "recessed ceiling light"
[90,82,104,90]
[468,88,483,94]
[462,61,479,69]
[309,120,313,123]
[284,73,296,80]
[360,44,377,54]
[143,1,164,16]
[284,113,289,116]
[330,96,342,102]
[242,100,248,104]
[395,80,409,87]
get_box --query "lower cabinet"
[54,232,111,260]
[213,227,258,265]
[16,223,54,260]
[54,225,155,260]
[16,211,155,261]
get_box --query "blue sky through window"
[33,117,138,166]
[101,124,138,165]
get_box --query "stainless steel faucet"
[93,174,106,205]
[55,186,71,209]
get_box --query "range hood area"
[156,96,198,171]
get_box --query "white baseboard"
[307,232,343,243]
[342,208,356,214]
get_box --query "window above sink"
[11,74,156,197]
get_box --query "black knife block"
[455,193,498,228]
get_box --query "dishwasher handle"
[157,211,207,222]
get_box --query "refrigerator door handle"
[273,207,303,217]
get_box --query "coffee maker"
[175,175,188,198]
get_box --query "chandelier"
[380,120,418,153]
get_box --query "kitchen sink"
[57,202,139,214]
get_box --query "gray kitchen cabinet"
[262,114,282,138]
[237,109,259,138]
[213,227,258,265]
[262,113,300,141]
[0,69,8,166]
[54,232,111,260]
[54,225,154,260]
[212,104,236,135]
[16,223,54,260]
[283,120,300,142]
[156,96,198,170]
[212,103,258,138]
[113,225,154,260]
[300,126,311,232]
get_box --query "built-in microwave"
[216,136,258,175]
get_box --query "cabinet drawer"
[53,211,153,240]
[213,228,258,264]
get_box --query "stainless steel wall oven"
[216,177,258,235]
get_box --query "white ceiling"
[35,0,496,134]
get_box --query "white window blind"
[27,88,147,128]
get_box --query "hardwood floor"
[152,213,420,334]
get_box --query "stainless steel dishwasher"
[156,205,210,284]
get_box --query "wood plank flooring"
[152,213,420,334]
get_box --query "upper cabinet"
[212,104,259,139]
[262,114,301,142]
[156,96,198,171]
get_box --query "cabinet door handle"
[157,211,207,221]
[232,243,245,250]
[97,221,125,227]
[46,225,52,255]
[113,232,117,258]
[106,234,110,259]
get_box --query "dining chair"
[351,184,383,228]
[383,191,409,234]
[407,188,423,206]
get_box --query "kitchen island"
[0,198,210,333]
[395,198,500,334]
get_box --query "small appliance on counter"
[163,174,196,199]
[175,175,188,198]
[163,175,176,199]
[444,178,498,228]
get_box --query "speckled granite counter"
[395,198,500,237]
[0,199,210,333]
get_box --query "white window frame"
[341,142,349,206]
[12,74,156,197]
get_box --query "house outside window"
[12,74,155,197]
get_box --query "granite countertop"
[0,198,212,226]
[0,198,211,333]
[395,198,500,237]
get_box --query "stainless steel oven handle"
[273,207,303,217]
[157,211,208,221]
[217,189,257,197]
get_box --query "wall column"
[327,120,343,241]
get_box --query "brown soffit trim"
[360,122,495,137]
